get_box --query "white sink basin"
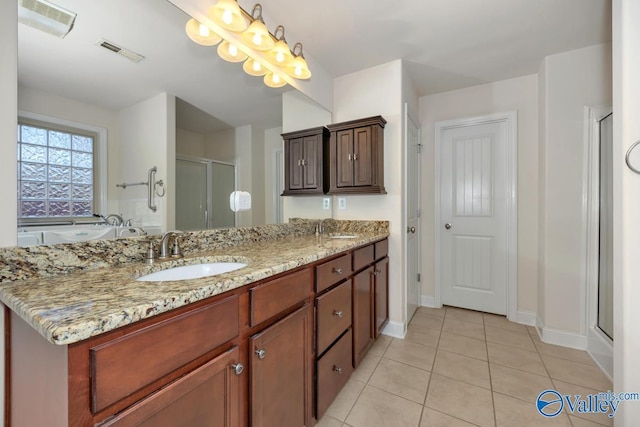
[136,262,247,282]
[328,234,358,239]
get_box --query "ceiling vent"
[18,0,77,38]
[97,39,145,63]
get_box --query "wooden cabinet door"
[374,257,389,338]
[302,134,319,189]
[250,304,313,427]
[352,267,374,367]
[99,346,245,427]
[287,138,304,190]
[353,126,372,187]
[335,129,354,188]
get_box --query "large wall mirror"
[16,0,330,238]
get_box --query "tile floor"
[316,306,613,427]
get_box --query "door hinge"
[417,273,421,282]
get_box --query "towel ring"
[625,139,640,175]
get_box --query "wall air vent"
[97,39,145,63]
[18,0,77,38]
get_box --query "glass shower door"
[598,113,613,339]
[176,158,208,230]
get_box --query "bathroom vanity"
[0,220,389,426]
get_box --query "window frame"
[17,111,107,225]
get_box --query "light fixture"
[185,2,311,89]
[286,43,311,80]
[217,40,248,62]
[266,25,294,66]
[185,18,222,46]
[208,0,247,32]
[18,0,77,38]
[242,58,267,76]
[264,73,287,88]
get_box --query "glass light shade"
[217,40,248,62]
[241,20,274,51]
[242,58,267,76]
[264,72,287,88]
[266,39,294,66]
[286,55,311,79]
[207,0,247,32]
[185,18,222,46]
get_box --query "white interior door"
[406,107,422,322]
[439,120,509,315]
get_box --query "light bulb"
[253,61,261,72]
[276,51,285,63]
[222,10,233,25]
[273,74,281,83]
[295,66,302,76]
[253,33,262,46]
[229,44,238,57]
[198,24,210,37]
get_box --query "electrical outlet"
[338,197,347,210]
[322,197,330,210]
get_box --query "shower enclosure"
[597,112,613,340]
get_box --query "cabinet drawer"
[250,268,312,326]
[374,239,388,260]
[316,280,352,355]
[353,244,374,271]
[91,295,239,413]
[316,254,352,293]
[316,329,353,418]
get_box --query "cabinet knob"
[353,153,358,161]
[232,363,244,376]
[333,366,343,375]
[255,349,267,360]
[301,159,307,166]
[348,154,353,161]
[332,267,343,275]
[333,310,343,318]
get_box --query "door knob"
[407,226,416,234]
[445,223,452,229]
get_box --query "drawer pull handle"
[332,267,343,275]
[232,363,244,375]
[255,349,267,360]
[333,366,343,375]
[333,310,343,318]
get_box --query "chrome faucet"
[158,231,183,259]
[316,218,330,235]
[127,227,147,236]
[104,214,124,226]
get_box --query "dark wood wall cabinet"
[9,238,389,427]
[281,126,330,195]
[328,115,387,195]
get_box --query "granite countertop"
[0,229,388,346]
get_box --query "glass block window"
[17,123,96,219]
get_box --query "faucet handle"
[144,241,157,264]
[171,238,182,257]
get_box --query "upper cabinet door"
[303,134,319,189]
[336,129,354,188]
[288,137,304,190]
[353,126,373,187]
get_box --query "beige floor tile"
[417,306,446,318]
[368,334,393,357]
[437,332,488,361]
[485,325,537,352]
[493,392,572,426]
[445,306,485,324]
[487,342,548,376]
[432,349,491,389]
[569,415,611,427]
[351,352,381,383]
[442,318,486,340]
[384,338,436,371]
[425,374,495,427]
[490,363,554,403]
[528,326,543,341]
[368,357,430,404]
[419,407,478,427]
[542,355,612,391]
[324,378,366,422]
[534,340,595,366]
[552,380,614,426]
[404,324,441,348]
[409,312,445,331]
[316,415,344,427]
[482,313,529,333]
[345,385,423,427]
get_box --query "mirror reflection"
[16,0,330,243]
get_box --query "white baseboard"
[381,320,406,339]
[513,311,536,326]
[420,295,440,308]
[536,315,587,350]
[587,327,613,381]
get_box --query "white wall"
[204,128,235,163]
[538,43,612,340]
[176,127,205,158]
[117,93,176,229]
[264,126,283,224]
[234,125,253,227]
[332,60,406,333]
[419,75,539,318]
[613,0,640,423]
[251,127,266,226]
